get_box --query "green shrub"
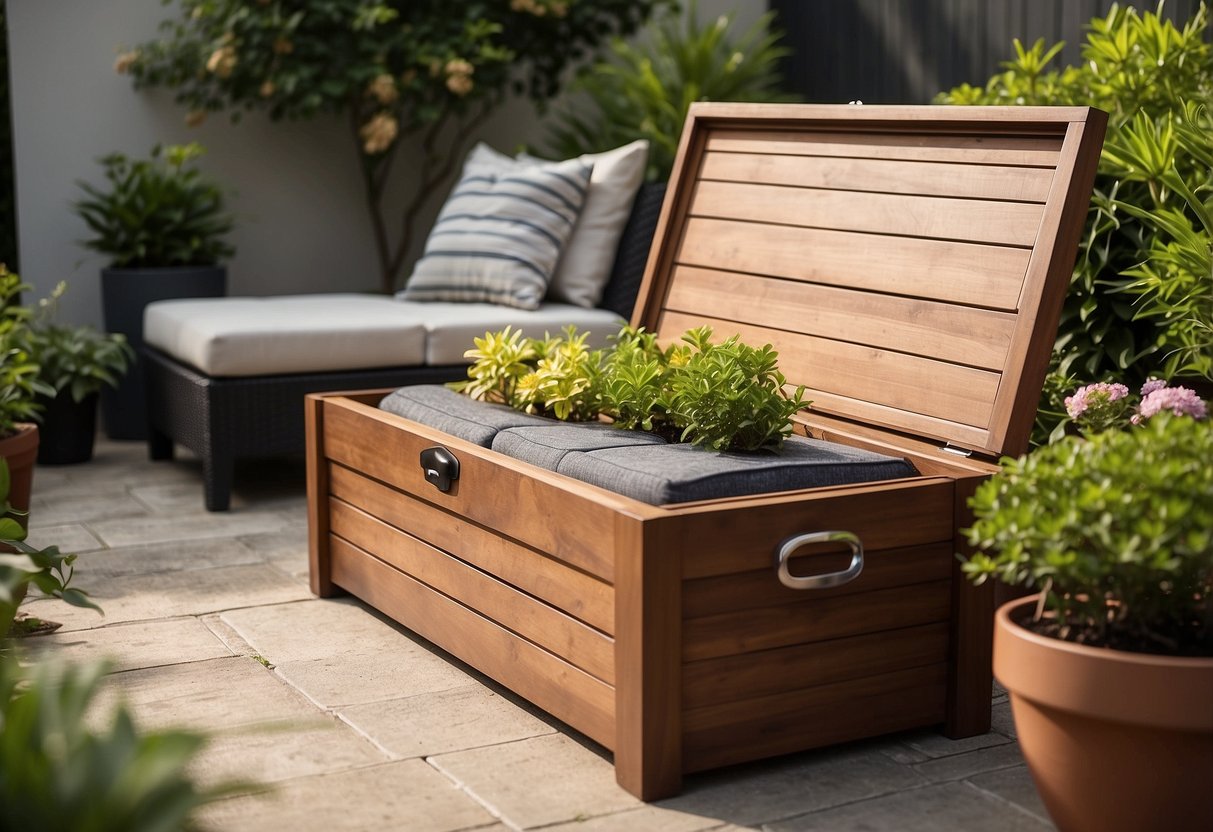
[964,413,1213,655]
[937,3,1213,443]
[0,267,50,438]
[452,323,810,451]
[544,2,799,182]
[74,143,235,269]
[26,283,134,403]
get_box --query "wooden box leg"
[614,517,683,800]
[306,394,339,598]
[946,476,994,737]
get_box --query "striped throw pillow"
[401,145,594,310]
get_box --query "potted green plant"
[0,267,50,519]
[25,282,134,465]
[964,380,1213,832]
[74,142,233,440]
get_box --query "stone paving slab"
[29,616,232,673]
[25,522,105,553]
[73,537,264,579]
[541,805,728,831]
[87,511,294,548]
[910,741,1027,783]
[338,684,556,759]
[220,598,409,664]
[274,652,476,709]
[26,564,313,631]
[195,760,498,832]
[29,490,150,526]
[767,781,1052,831]
[431,733,641,829]
[968,765,1051,825]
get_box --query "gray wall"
[6,0,762,328]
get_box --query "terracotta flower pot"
[0,423,39,548]
[994,595,1213,832]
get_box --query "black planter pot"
[36,390,99,465]
[100,265,226,440]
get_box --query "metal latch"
[419,446,460,493]
[941,444,973,458]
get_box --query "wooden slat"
[330,536,616,748]
[797,388,992,451]
[683,664,948,772]
[306,394,335,597]
[330,498,615,685]
[322,398,634,581]
[674,478,955,579]
[682,580,952,662]
[706,128,1063,166]
[700,151,1055,202]
[658,310,1000,428]
[682,622,950,709]
[328,463,614,635]
[682,542,953,619]
[691,180,1045,247]
[677,217,1031,311]
[613,516,684,801]
[665,266,1019,370]
[947,473,996,738]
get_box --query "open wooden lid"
[632,103,1106,460]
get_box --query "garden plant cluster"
[452,324,811,452]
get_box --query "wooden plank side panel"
[664,266,1019,370]
[675,478,955,579]
[328,463,614,635]
[691,180,1045,247]
[683,663,949,772]
[330,537,615,748]
[682,542,953,619]
[330,498,615,685]
[700,151,1055,202]
[682,579,952,662]
[683,622,950,709]
[306,394,335,597]
[658,310,1000,428]
[676,217,1032,311]
[705,129,1063,166]
[321,399,630,582]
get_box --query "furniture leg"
[203,453,234,512]
[148,427,174,461]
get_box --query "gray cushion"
[378,385,552,447]
[492,423,667,471]
[555,435,918,504]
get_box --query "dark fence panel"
[771,0,1211,104]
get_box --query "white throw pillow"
[401,144,593,310]
[519,140,650,308]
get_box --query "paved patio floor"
[25,438,1053,831]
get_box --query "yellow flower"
[446,73,474,97]
[360,113,399,155]
[185,110,207,128]
[259,80,276,98]
[206,45,237,78]
[367,73,398,105]
[113,50,139,74]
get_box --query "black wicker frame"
[144,183,666,510]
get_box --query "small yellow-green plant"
[451,323,811,451]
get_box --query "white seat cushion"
[415,301,624,365]
[144,294,427,377]
[144,294,624,376]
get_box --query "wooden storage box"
[307,104,1106,799]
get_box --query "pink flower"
[1136,386,1208,421]
[1140,378,1167,397]
[1064,382,1130,419]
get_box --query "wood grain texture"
[330,535,616,748]
[682,580,952,662]
[676,217,1032,311]
[328,463,614,634]
[306,394,335,597]
[690,180,1045,247]
[699,151,1055,201]
[682,664,948,772]
[665,266,1019,369]
[946,472,996,738]
[613,516,683,800]
[330,498,615,684]
[682,622,950,710]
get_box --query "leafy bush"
[122,0,670,292]
[74,143,235,269]
[964,413,1213,656]
[452,324,810,451]
[545,3,798,182]
[0,267,50,438]
[937,4,1213,443]
[26,283,133,403]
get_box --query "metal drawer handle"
[775,530,864,590]
[419,446,460,493]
